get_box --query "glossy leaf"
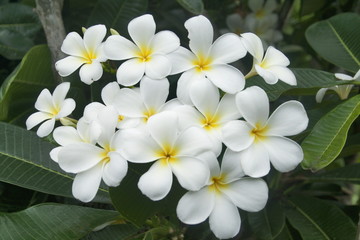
[87,0,148,35]
[0,122,110,203]
[82,224,139,240]
[301,94,360,171]
[176,0,204,14]
[285,195,356,240]
[0,203,120,240]
[0,3,41,59]
[306,13,360,72]
[309,163,360,184]
[246,68,343,101]
[0,45,54,121]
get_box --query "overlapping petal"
[116,58,146,86]
[239,143,270,178]
[185,15,213,57]
[83,25,107,54]
[26,112,52,130]
[104,35,138,60]
[190,78,219,117]
[150,31,180,54]
[144,54,172,79]
[222,120,254,152]
[176,127,212,156]
[240,32,264,61]
[210,33,246,64]
[56,98,76,118]
[36,118,56,137]
[140,77,169,112]
[167,47,195,74]
[55,56,85,77]
[61,32,86,57]
[79,62,103,84]
[128,14,156,47]
[102,152,128,187]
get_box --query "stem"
[35,0,66,84]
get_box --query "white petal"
[26,112,52,130]
[58,143,102,173]
[209,195,241,239]
[222,120,254,152]
[147,111,178,149]
[167,47,195,74]
[83,24,106,54]
[34,88,53,113]
[205,64,245,94]
[53,126,81,146]
[262,46,290,67]
[101,82,121,106]
[104,35,138,60]
[210,33,246,64]
[140,77,169,111]
[128,14,155,47]
[190,78,219,117]
[55,56,85,77]
[61,32,86,57]
[176,127,212,156]
[240,32,263,62]
[171,157,210,191]
[185,15,213,56]
[102,152,128,186]
[176,188,215,224]
[196,151,221,178]
[222,178,268,212]
[77,118,101,144]
[216,93,242,123]
[221,148,245,182]
[263,136,304,172]
[52,82,70,107]
[72,162,103,202]
[267,66,296,86]
[266,101,308,136]
[315,88,328,103]
[116,59,145,86]
[56,98,76,118]
[37,118,55,137]
[235,86,269,127]
[83,102,105,122]
[49,146,61,162]
[150,30,180,54]
[255,64,279,84]
[145,55,172,79]
[239,143,270,178]
[176,69,205,105]
[334,73,353,81]
[96,106,118,147]
[138,160,173,201]
[114,88,145,117]
[79,62,103,84]
[119,129,159,163]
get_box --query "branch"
[35,0,66,84]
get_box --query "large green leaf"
[176,0,204,14]
[301,94,360,171]
[285,195,356,240]
[0,122,110,203]
[305,13,360,72]
[0,45,54,122]
[87,0,147,35]
[0,3,41,59]
[82,224,139,240]
[246,68,343,101]
[309,163,360,184]
[0,203,120,240]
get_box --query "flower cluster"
[26,14,308,239]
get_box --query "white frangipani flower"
[168,15,247,105]
[119,111,212,201]
[57,107,128,202]
[241,32,296,85]
[104,14,180,86]
[177,150,268,239]
[26,82,76,137]
[316,69,360,103]
[222,86,308,177]
[55,25,107,84]
[174,79,241,156]
[246,0,278,25]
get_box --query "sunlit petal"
[61,32,86,57]
[53,126,82,146]
[34,88,53,113]
[52,82,70,108]
[266,66,296,86]
[83,24,107,54]
[116,59,145,86]
[147,111,178,149]
[102,152,128,186]
[167,47,195,74]
[240,32,264,62]
[176,69,205,105]
[140,77,169,111]
[55,56,85,77]
[104,35,138,60]
[79,62,103,84]
[128,14,155,47]
[176,127,212,156]
[56,98,76,118]
[114,88,145,118]
[190,78,219,117]
[26,112,52,130]
[151,30,180,54]
[210,33,246,64]
[239,143,270,178]
[185,15,213,56]
[145,55,172,79]
[37,118,56,137]
[101,82,121,106]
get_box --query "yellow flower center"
[157,144,179,165]
[250,123,268,142]
[83,50,97,64]
[201,113,220,131]
[193,54,212,72]
[208,175,227,194]
[118,115,125,122]
[256,9,265,18]
[100,144,114,164]
[137,46,152,62]
[143,108,156,122]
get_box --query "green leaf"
[285,195,356,240]
[0,3,41,59]
[0,122,110,203]
[309,163,360,184]
[0,203,120,240]
[248,201,285,240]
[305,13,360,72]
[0,45,54,122]
[301,94,360,171]
[176,0,204,14]
[87,0,148,34]
[82,224,140,240]
[246,68,343,101]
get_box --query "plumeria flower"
[112,76,181,129]
[241,32,296,85]
[26,82,76,137]
[119,111,212,201]
[173,80,241,156]
[246,0,278,24]
[177,150,268,239]
[168,15,247,105]
[57,107,128,202]
[55,25,107,84]
[316,69,360,103]
[104,14,180,86]
[222,86,308,177]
